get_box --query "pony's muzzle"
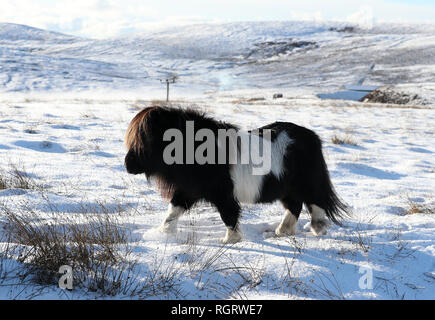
[124,150,145,175]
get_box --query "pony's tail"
[315,149,350,225]
[279,121,350,225]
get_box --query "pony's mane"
[125,106,156,152]
[125,106,236,153]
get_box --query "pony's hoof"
[275,227,296,237]
[221,228,242,244]
[221,236,241,244]
[310,220,328,236]
[159,223,177,234]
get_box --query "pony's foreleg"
[160,191,196,233]
[160,204,185,233]
[276,198,302,236]
[214,196,242,244]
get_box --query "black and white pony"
[124,106,348,243]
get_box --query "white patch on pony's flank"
[230,162,264,203]
[221,226,243,244]
[270,131,292,179]
[309,204,329,236]
[275,209,297,236]
[229,130,262,203]
[159,203,185,233]
[230,131,292,204]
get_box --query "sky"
[0,0,434,39]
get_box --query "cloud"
[290,11,324,22]
[345,6,374,28]
[0,0,434,38]
[0,0,164,38]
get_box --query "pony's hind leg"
[275,198,302,237]
[307,204,329,236]
[160,191,196,233]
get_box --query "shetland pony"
[124,106,348,243]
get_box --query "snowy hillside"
[0,21,434,300]
[1,21,435,101]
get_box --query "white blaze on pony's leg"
[309,204,329,236]
[159,203,185,233]
[275,209,297,236]
[221,226,242,244]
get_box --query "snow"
[0,21,434,300]
[1,21,435,100]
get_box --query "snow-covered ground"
[0,21,434,299]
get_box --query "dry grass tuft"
[3,206,133,294]
[24,128,38,134]
[231,97,266,105]
[0,198,183,298]
[80,112,97,119]
[0,165,42,191]
[331,134,359,146]
[0,175,7,190]
[150,99,169,106]
[406,198,434,215]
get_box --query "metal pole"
[160,76,176,103]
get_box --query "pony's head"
[124,106,160,177]
[124,106,221,178]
